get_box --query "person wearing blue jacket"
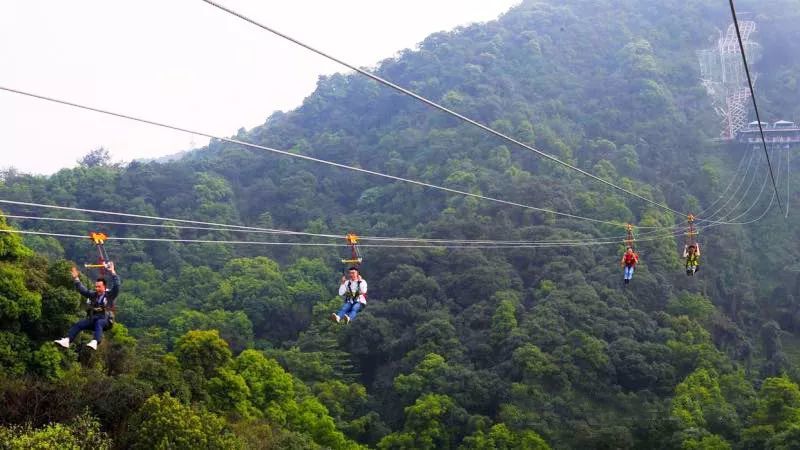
[54,262,120,350]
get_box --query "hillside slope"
[2,0,800,448]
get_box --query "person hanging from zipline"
[54,261,120,350]
[620,224,638,285]
[330,266,367,324]
[620,246,639,285]
[683,243,701,276]
[683,214,700,276]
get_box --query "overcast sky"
[1,0,518,174]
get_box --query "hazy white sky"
[1,0,518,174]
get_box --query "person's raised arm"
[338,276,347,296]
[106,261,121,298]
[71,266,91,298]
[683,245,689,258]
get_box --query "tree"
[126,393,242,449]
[78,147,113,168]
[207,368,256,419]
[670,368,739,442]
[490,291,520,346]
[742,376,800,448]
[0,412,111,449]
[169,310,254,353]
[231,349,295,418]
[175,329,232,379]
[229,350,360,448]
[667,292,715,323]
[459,423,550,450]
[378,394,468,450]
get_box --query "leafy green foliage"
[126,393,242,449]
[0,412,110,450]
[2,0,800,447]
[460,423,550,450]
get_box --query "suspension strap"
[624,224,635,249]
[84,232,109,275]
[84,232,117,314]
[685,214,697,247]
[341,233,363,266]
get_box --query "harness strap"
[344,280,364,302]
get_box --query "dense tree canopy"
[2,0,800,447]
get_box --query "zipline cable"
[1,208,670,246]
[698,147,753,216]
[0,226,689,249]
[728,0,784,214]
[786,148,791,218]
[715,148,778,224]
[701,172,777,231]
[199,0,688,219]
[0,213,596,245]
[709,151,762,221]
[1,213,339,238]
[704,145,781,226]
[0,87,662,230]
[701,150,758,221]
[724,154,774,222]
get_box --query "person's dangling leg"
[344,302,363,323]
[67,318,93,342]
[55,317,92,348]
[85,316,107,350]
[624,266,634,282]
[93,317,108,342]
[332,301,353,323]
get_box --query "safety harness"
[686,252,699,268]
[624,253,637,267]
[344,280,365,303]
[85,285,116,330]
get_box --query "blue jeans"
[337,301,363,321]
[624,265,635,280]
[68,316,109,342]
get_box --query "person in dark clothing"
[54,262,120,350]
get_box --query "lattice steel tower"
[698,20,760,139]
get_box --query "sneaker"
[86,340,98,350]
[54,337,70,348]
[330,313,340,323]
[343,315,351,324]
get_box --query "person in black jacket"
[54,261,120,350]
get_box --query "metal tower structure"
[698,20,760,139]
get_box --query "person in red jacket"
[620,247,639,285]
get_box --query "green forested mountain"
[2,0,800,448]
